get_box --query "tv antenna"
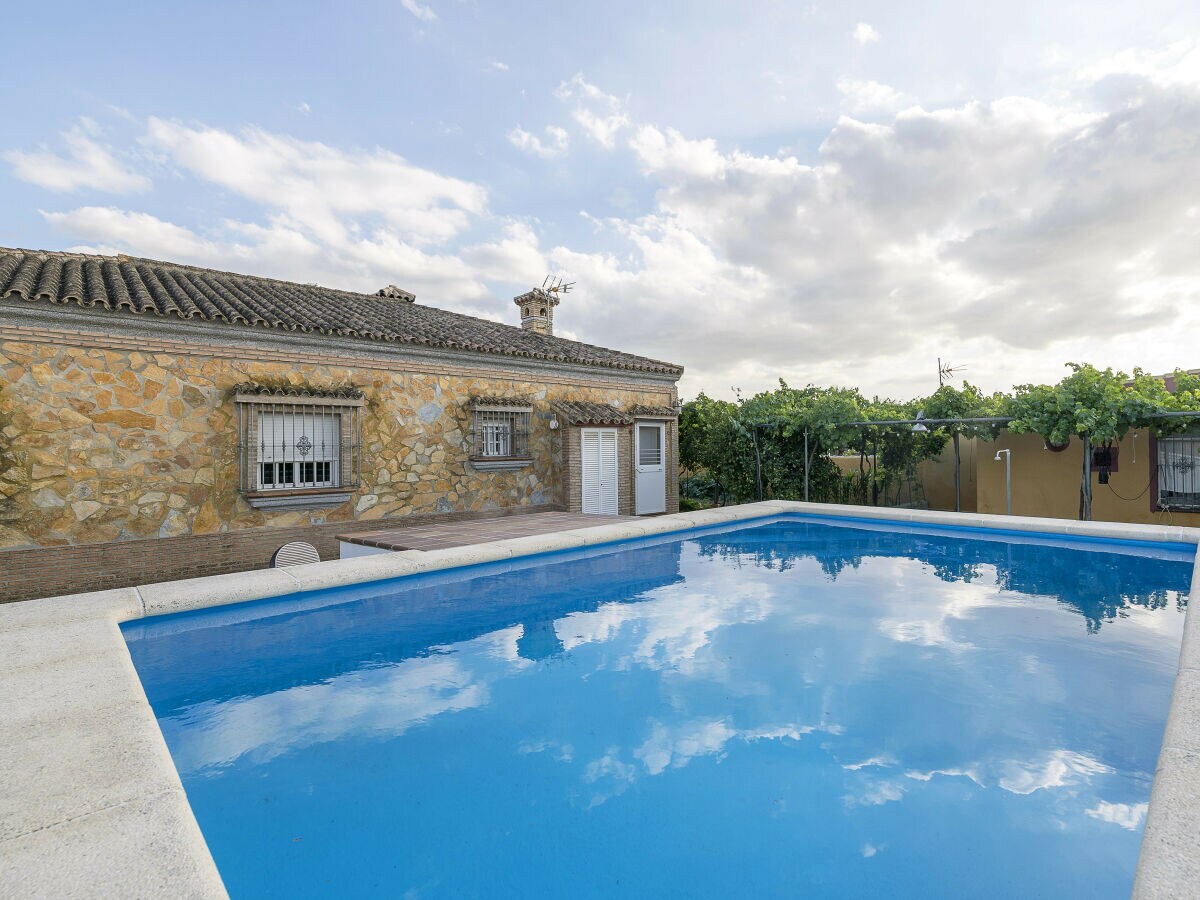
[542,275,575,296]
[938,357,967,387]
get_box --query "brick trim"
[0,503,564,604]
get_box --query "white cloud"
[844,779,906,807]
[1077,38,1200,87]
[555,74,631,148]
[143,118,485,246]
[400,0,436,22]
[1086,801,1148,830]
[5,120,150,194]
[635,718,736,775]
[836,78,908,114]
[460,221,547,284]
[507,124,570,159]
[842,755,895,770]
[487,59,509,72]
[997,750,1110,795]
[533,59,1200,398]
[853,22,881,46]
[41,207,223,261]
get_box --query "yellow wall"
[975,431,1200,526]
[916,438,978,512]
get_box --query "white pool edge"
[1,501,1196,899]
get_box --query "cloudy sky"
[3,1,1199,400]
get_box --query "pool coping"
[1,501,1196,898]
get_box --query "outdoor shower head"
[994,452,1002,461]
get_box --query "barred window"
[1158,428,1200,510]
[235,387,363,500]
[471,402,532,460]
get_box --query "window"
[472,407,531,458]
[637,424,663,466]
[235,386,363,506]
[257,410,339,489]
[470,399,533,463]
[1158,428,1200,510]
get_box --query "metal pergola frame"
[745,411,1200,512]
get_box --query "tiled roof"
[233,383,365,400]
[630,404,679,418]
[0,248,683,377]
[553,400,633,426]
[470,395,534,409]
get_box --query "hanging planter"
[1044,438,1070,453]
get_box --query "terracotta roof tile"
[471,395,534,409]
[0,247,683,377]
[552,400,633,426]
[630,404,679,417]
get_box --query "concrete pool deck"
[2,501,1198,898]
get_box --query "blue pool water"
[123,515,1195,898]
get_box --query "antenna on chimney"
[542,275,575,296]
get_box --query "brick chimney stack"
[514,288,559,335]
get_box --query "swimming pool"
[123,514,1194,898]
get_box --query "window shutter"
[581,430,602,513]
[599,430,619,514]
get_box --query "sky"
[2,1,1199,401]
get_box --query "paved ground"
[337,510,637,551]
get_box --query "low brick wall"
[0,503,563,604]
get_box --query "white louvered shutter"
[598,430,619,514]
[581,429,602,513]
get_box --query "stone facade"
[0,331,678,557]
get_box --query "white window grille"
[235,387,363,494]
[471,403,532,459]
[1158,428,1200,510]
[637,424,663,466]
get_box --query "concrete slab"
[0,789,226,900]
[404,543,516,571]
[483,532,590,556]
[280,551,426,593]
[0,685,181,842]
[1134,747,1200,897]
[0,588,143,629]
[137,568,300,617]
[1160,668,1200,756]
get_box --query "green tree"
[921,382,1010,510]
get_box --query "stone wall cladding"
[0,332,677,560]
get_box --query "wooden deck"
[337,511,636,552]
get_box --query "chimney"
[377,284,416,303]
[514,287,559,335]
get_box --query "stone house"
[0,248,682,602]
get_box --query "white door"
[581,428,619,515]
[635,421,667,515]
